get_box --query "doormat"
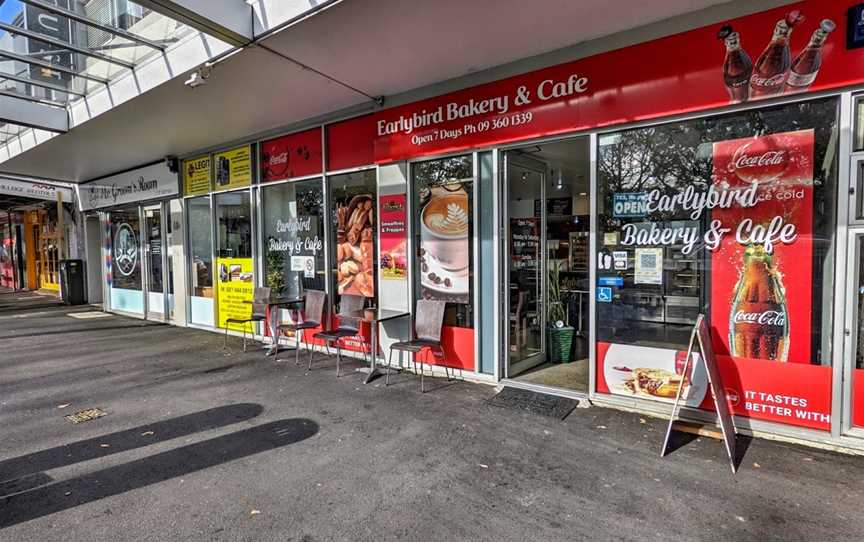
[487,387,579,420]
[65,408,107,424]
[67,312,112,319]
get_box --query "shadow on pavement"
[0,418,319,528]
[0,403,264,485]
[1,323,166,340]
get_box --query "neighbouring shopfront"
[182,144,257,331]
[0,213,17,289]
[164,0,864,447]
[78,162,180,319]
[0,180,76,294]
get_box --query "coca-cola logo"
[269,151,289,166]
[733,310,786,327]
[750,73,786,88]
[730,139,789,185]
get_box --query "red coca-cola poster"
[260,128,322,182]
[710,129,814,364]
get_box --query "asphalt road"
[1,289,863,541]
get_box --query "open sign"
[613,193,647,218]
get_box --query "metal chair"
[224,286,270,352]
[387,299,447,392]
[312,294,367,377]
[275,289,326,366]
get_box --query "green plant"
[547,261,567,326]
[265,246,286,295]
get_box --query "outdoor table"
[244,295,305,355]
[347,308,410,384]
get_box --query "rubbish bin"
[59,259,86,305]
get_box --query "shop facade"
[78,162,181,320]
[106,0,864,449]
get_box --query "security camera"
[184,70,208,88]
[165,156,179,173]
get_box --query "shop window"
[187,196,214,326]
[261,179,326,297]
[595,98,839,430]
[108,207,143,313]
[328,170,377,310]
[214,191,254,329]
[855,96,864,152]
[411,155,474,328]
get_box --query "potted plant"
[547,261,574,363]
[265,245,286,295]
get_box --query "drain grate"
[65,407,107,424]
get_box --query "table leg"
[363,319,379,384]
[266,307,278,356]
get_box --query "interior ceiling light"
[555,169,565,190]
[521,172,528,181]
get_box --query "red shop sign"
[260,127,322,182]
[368,0,860,163]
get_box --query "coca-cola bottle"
[718,26,753,103]
[750,12,803,98]
[785,19,836,92]
[728,244,790,362]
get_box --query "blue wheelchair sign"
[597,287,613,303]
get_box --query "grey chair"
[224,286,270,352]
[275,289,326,366]
[312,294,367,377]
[387,299,447,392]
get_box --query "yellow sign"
[183,155,211,196]
[213,145,252,191]
[216,257,255,330]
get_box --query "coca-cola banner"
[710,130,814,364]
[361,0,853,164]
[261,128,322,183]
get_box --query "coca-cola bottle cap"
[820,19,836,34]
[717,24,733,40]
[785,10,804,26]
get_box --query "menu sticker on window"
[183,155,211,196]
[634,248,663,285]
[213,146,253,191]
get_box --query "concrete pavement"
[1,288,863,541]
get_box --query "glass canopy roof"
[0,0,195,143]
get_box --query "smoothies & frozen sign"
[369,0,856,163]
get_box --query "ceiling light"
[555,169,565,190]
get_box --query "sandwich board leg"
[660,321,697,458]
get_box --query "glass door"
[143,205,165,320]
[845,231,864,433]
[503,152,546,377]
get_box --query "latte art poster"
[417,180,471,304]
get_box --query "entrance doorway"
[143,205,166,320]
[502,137,591,393]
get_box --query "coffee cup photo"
[420,192,470,271]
